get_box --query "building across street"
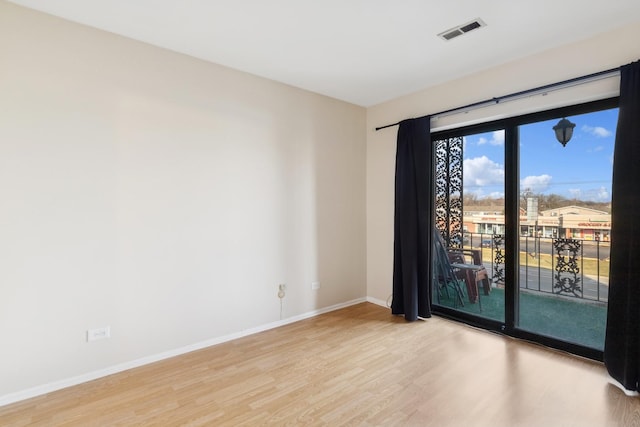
[464,205,611,241]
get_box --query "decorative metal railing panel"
[492,234,505,285]
[434,137,463,248]
[462,233,607,303]
[553,238,583,297]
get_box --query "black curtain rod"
[375,66,620,131]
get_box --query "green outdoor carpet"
[438,286,606,350]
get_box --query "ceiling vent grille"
[438,18,486,41]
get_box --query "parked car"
[450,235,470,246]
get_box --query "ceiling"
[8,0,640,106]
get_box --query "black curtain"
[605,60,640,392]
[391,117,432,321]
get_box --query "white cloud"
[583,186,610,202]
[520,174,552,193]
[582,125,612,138]
[568,188,581,198]
[568,187,610,202]
[475,130,503,146]
[463,156,504,197]
[490,130,505,145]
[597,187,609,200]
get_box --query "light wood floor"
[2,302,640,426]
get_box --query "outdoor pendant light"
[553,117,576,147]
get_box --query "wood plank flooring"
[2,302,640,426]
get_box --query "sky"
[462,107,618,202]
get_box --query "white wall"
[366,22,640,303]
[0,2,366,400]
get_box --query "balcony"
[435,232,609,349]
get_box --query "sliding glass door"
[433,128,505,324]
[432,98,618,360]
[517,108,617,350]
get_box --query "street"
[518,237,610,260]
[482,261,609,302]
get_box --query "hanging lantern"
[553,118,576,147]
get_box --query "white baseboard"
[607,374,640,397]
[0,297,367,407]
[367,295,390,308]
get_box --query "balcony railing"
[458,232,609,303]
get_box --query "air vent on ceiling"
[438,18,486,41]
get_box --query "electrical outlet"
[87,326,111,342]
[311,281,321,290]
[278,283,286,299]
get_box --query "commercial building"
[465,205,611,241]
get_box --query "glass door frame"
[430,97,618,361]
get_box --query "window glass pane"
[517,108,616,350]
[433,130,505,322]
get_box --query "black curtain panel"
[391,117,433,321]
[605,60,640,392]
